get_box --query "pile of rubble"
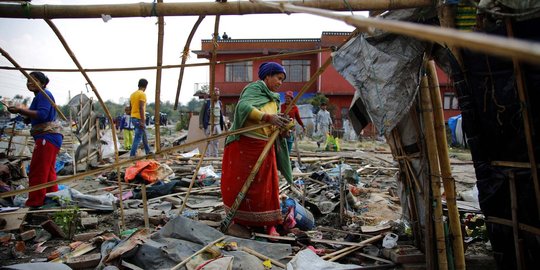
[0,135,442,269]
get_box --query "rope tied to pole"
[22,2,31,19]
[151,0,158,17]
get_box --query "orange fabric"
[124,160,161,183]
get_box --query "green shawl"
[225,80,293,184]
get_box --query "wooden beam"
[0,0,432,19]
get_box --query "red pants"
[27,138,59,207]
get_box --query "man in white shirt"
[315,102,333,149]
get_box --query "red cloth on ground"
[221,136,282,227]
[280,104,304,127]
[27,138,59,207]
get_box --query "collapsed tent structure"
[0,0,539,269]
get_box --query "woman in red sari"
[221,62,291,236]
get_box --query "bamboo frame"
[505,18,540,218]
[0,123,270,199]
[508,172,524,270]
[0,0,432,19]
[0,47,67,121]
[174,15,206,110]
[420,71,448,270]
[253,0,540,65]
[154,0,165,154]
[390,129,422,249]
[427,60,465,270]
[44,18,126,229]
[0,48,330,73]
[178,142,209,213]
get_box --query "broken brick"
[19,229,36,241]
[66,253,101,269]
[382,245,425,264]
[41,220,66,239]
[81,217,98,228]
[0,233,14,244]
[73,231,99,242]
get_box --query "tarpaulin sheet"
[333,33,426,136]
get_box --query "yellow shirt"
[244,101,278,138]
[130,90,146,119]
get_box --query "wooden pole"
[5,121,16,157]
[508,171,524,270]
[420,71,448,270]
[178,142,210,213]
[174,15,206,110]
[241,247,287,269]
[0,0,432,19]
[0,123,271,199]
[46,18,125,228]
[141,183,150,229]
[505,18,540,218]
[0,47,67,121]
[209,15,220,137]
[170,236,226,270]
[253,0,540,65]
[0,48,329,74]
[427,60,465,270]
[154,0,164,154]
[391,129,422,248]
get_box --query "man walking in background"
[129,78,152,157]
[315,102,333,149]
[199,88,226,157]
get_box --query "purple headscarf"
[258,62,286,80]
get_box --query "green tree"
[186,98,203,112]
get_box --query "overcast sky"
[0,0,359,107]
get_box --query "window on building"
[282,60,310,82]
[225,61,253,82]
[443,92,459,110]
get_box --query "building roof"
[194,31,353,58]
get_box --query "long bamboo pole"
[241,247,287,269]
[0,123,271,198]
[420,71,448,270]
[0,0,432,19]
[209,15,220,136]
[174,15,205,110]
[45,19,126,228]
[509,172,524,270]
[170,236,227,270]
[0,47,67,121]
[427,60,465,270]
[178,142,209,213]
[253,0,540,65]
[0,48,329,73]
[505,18,540,218]
[154,0,164,153]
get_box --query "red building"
[193,31,459,131]
[193,31,356,129]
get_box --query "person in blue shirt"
[8,71,63,207]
